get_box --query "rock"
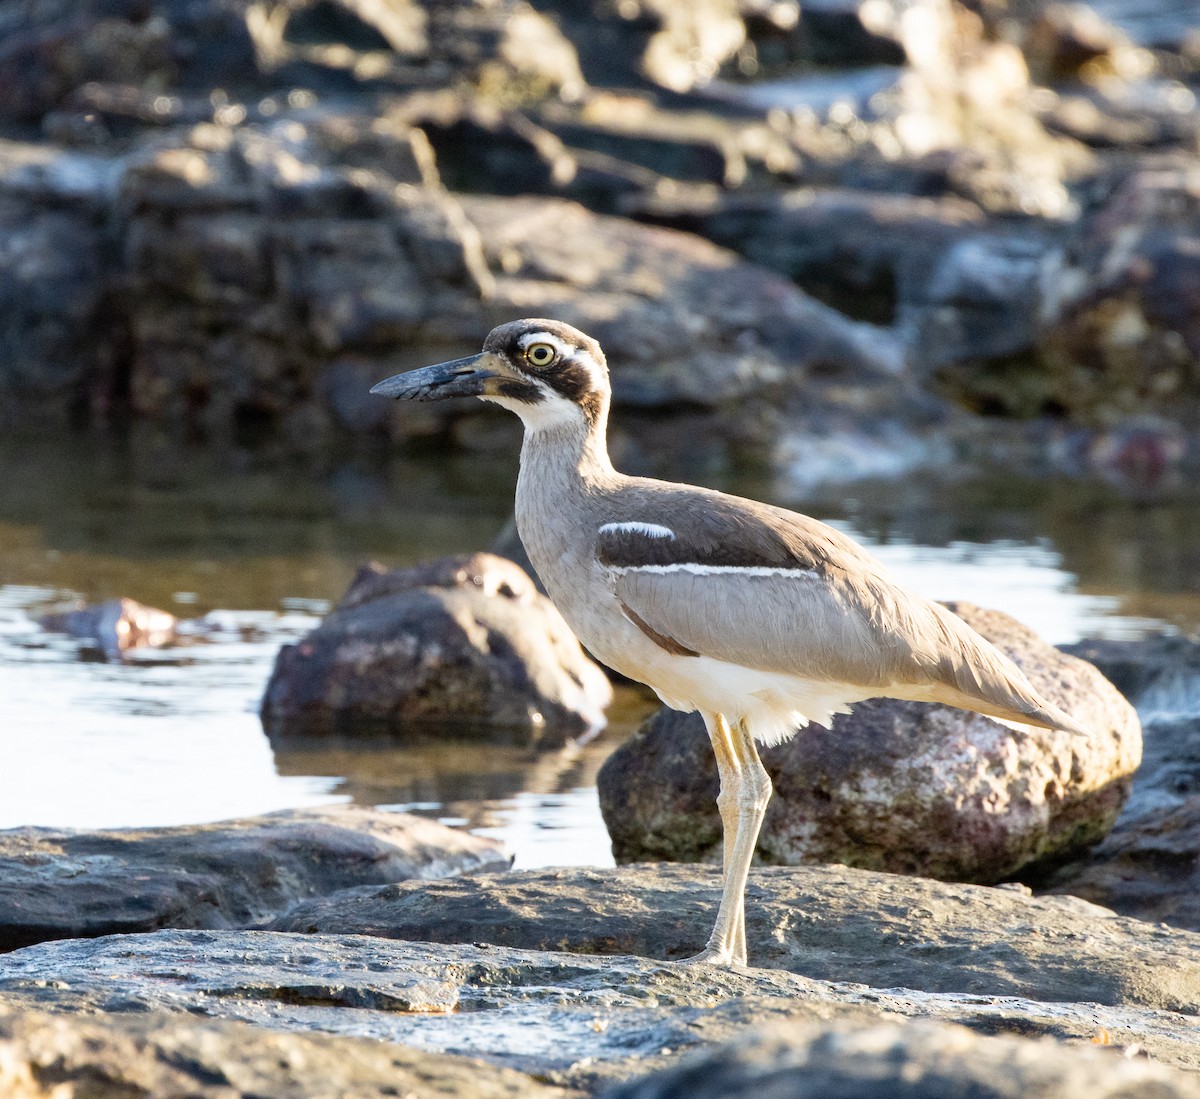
[6,900,1200,1085]
[37,596,177,658]
[0,0,584,125]
[1023,2,1151,84]
[1045,794,1200,931]
[628,186,989,325]
[0,806,508,952]
[0,1008,569,1099]
[1062,635,1200,716]
[267,863,1200,1023]
[461,193,906,409]
[598,603,1140,882]
[607,1017,1200,1099]
[1043,635,1200,930]
[260,554,613,744]
[1038,159,1200,427]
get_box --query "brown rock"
[260,553,613,744]
[598,603,1141,882]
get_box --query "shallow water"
[0,425,1196,868]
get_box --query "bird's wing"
[594,488,1082,732]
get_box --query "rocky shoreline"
[4,611,1200,1096]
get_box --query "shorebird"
[371,319,1088,967]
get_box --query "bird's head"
[370,319,609,431]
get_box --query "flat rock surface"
[2,925,1198,1090]
[0,806,508,952]
[269,863,1200,1019]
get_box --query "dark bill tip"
[370,354,493,401]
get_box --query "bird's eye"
[525,343,556,368]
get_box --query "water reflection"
[0,427,1196,866]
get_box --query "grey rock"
[461,193,906,409]
[1043,635,1200,930]
[0,920,1197,1088]
[0,806,508,952]
[1038,159,1200,426]
[598,604,1140,882]
[260,554,613,744]
[607,1018,1200,1099]
[266,863,1200,1022]
[0,1007,568,1099]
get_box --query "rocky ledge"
[3,861,1200,1094]
[0,806,508,953]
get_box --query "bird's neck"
[514,408,618,571]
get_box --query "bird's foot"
[670,945,745,968]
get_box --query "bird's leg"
[680,713,772,967]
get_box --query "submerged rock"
[598,604,1139,882]
[260,554,612,744]
[0,806,508,952]
[37,596,177,658]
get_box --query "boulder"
[260,553,613,744]
[598,604,1140,882]
[0,806,508,952]
[607,1018,1200,1099]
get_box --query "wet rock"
[0,806,508,952]
[1044,635,1200,929]
[266,863,1200,1022]
[6,905,1200,1085]
[37,596,176,658]
[598,603,1139,882]
[1045,794,1200,932]
[260,553,612,744]
[461,193,906,409]
[608,1018,1200,1099]
[0,1008,567,1099]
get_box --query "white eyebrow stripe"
[610,562,821,580]
[518,331,574,360]
[599,522,676,540]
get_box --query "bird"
[370,318,1088,967]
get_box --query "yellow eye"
[525,342,556,368]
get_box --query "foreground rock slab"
[599,604,1140,882]
[0,806,508,952]
[0,1007,570,1099]
[268,863,1195,1013]
[2,925,1198,1091]
[261,554,612,744]
[608,1019,1200,1099]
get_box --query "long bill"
[370,353,495,402]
